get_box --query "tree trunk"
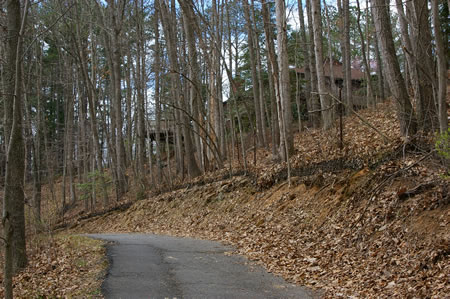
[262,0,280,157]
[108,0,128,197]
[74,8,109,206]
[408,0,438,132]
[311,0,333,129]
[355,0,375,107]
[431,0,448,133]
[181,1,203,172]
[135,0,147,184]
[243,0,264,147]
[371,0,417,136]
[323,0,336,95]
[306,0,321,127]
[298,0,313,125]
[343,0,352,111]
[160,0,201,178]
[371,5,385,101]
[252,0,268,146]
[3,0,28,282]
[275,0,294,160]
[154,5,163,183]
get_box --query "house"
[295,60,371,109]
[295,59,366,90]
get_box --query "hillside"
[1,100,448,297]
[60,100,449,298]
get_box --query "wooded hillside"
[0,0,449,297]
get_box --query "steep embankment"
[69,101,449,298]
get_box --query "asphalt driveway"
[87,233,316,299]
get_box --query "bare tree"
[311,0,333,129]
[159,0,201,178]
[431,0,448,133]
[343,0,352,111]
[3,1,29,297]
[371,0,417,135]
[275,0,294,160]
[262,0,280,157]
[243,0,264,147]
[355,0,375,107]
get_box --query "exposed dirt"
[3,100,448,298]
[65,101,449,298]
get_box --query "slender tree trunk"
[243,0,264,147]
[371,4,385,101]
[160,0,201,178]
[311,0,333,129]
[262,0,280,156]
[31,43,43,229]
[125,51,133,167]
[355,0,375,107]
[431,0,448,133]
[108,0,128,197]
[74,10,109,206]
[371,0,417,136]
[154,6,163,183]
[408,0,438,132]
[4,0,28,283]
[343,0,352,111]
[298,0,312,124]
[275,0,294,160]
[395,0,420,110]
[306,0,321,127]
[323,0,335,95]
[180,1,203,172]
[135,0,146,184]
[252,0,268,146]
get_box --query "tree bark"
[355,0,375,107]
[108,0,128,197]
[160,0,201,178]
[371,0,417,136]
[343,0,352,111]
[298,0,312,122]
[311,0,333,129]
[431,0,448,133]
[262,0,280,157]
[306,0,321,127]
[275,0,294,159]
[243,0,264,147]
[408,0,438,132]
[154,4,163,183]
[3,0,28,282]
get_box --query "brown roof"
[295,61,365,81]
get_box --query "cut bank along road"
[87,233,317,299]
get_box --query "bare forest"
[0,0,449,297]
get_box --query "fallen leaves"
[0,234,107,298]
[61,100,449,298]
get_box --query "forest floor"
[0,234,106,297]
[1,100,449,298]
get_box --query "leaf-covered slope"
[70,102,449,298]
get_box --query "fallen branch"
[352,149,436,228]
[397,181,436,201]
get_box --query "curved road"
[87,234,316,299]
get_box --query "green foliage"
[435,128,450,160]
[136,189,146,201]
[77,170,111,200]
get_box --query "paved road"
[87,234,316,299]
